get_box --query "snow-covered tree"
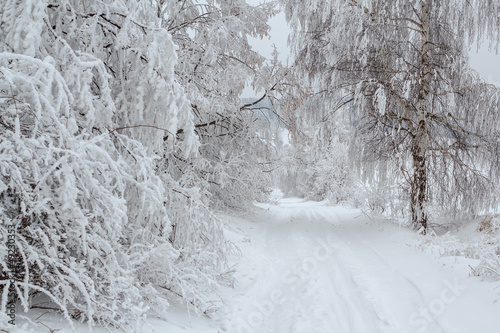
[278,94,355,203]
[166,0,278,208]
[281,0,500,231]
[0,0,261,329]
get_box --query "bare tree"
[281,0,500,231]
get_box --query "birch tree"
[281,0,500,231]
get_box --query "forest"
[1,0,500,332]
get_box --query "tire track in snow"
[227,197,468,333]
[228,201,390,333]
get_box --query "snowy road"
[224,195,500,333]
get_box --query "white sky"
[242,1,289,97]
[470,47,500,85]
[243,3,500,97]
[248,11,290,64]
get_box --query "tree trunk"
[411,0,431,233]
[411,138,428,232]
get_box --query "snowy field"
[11,191,500,333]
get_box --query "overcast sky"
[242,2,289,97]
[470,47,500,85]
[243,4,500,97]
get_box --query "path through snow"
[223,193,500,333]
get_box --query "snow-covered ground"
[11,191,500,332]
[221,191,500,333]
